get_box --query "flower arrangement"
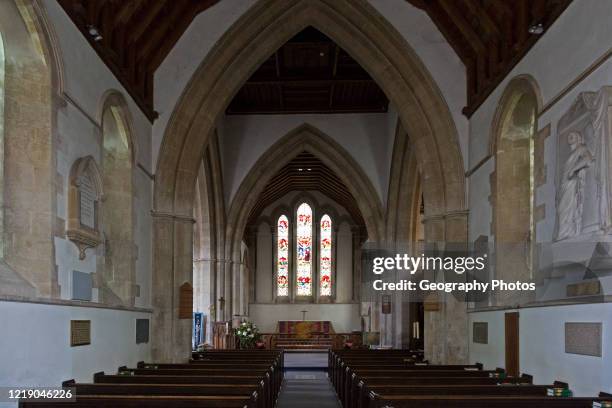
[234,321,261,349]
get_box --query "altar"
[277,320,332,339]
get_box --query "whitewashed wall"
[468,0,612,241]
[466,0,612,396]
[0,0,154,393]
[0,301,151,407]
[469,304,612,397]
[249,303,361,333]
[218,112,397,207]
[44,0,153,309]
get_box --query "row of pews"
[329,349,612,408]
[20,350,283,408]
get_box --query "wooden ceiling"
[57,0,219,120]
[247,152,365,227]
[408,0,572,116]
[226,27,389,114]
[58,1,571,120]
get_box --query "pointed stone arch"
[226,124,384,249]
[151,0,466,361]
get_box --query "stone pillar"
[422,211,469,365]
[151,212,194,362]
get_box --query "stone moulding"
[66,156,103,260]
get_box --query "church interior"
[1,0,612,407]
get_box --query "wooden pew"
[62,380,265,408]
[368,394,612,408]
[21,350,283,408]
[355,376,536,408]
[20,394,256,407]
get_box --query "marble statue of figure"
[556,131,595,240]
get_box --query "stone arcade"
[1,0,612,407]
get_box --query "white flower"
[249,334,254,338]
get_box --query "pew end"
[475,362,483,370]
[599,391,612,398]
[92,371,105,383]
[553,381,569,389]
[136,361,145,368]
[61,379,75,388]
[521,373,534,383]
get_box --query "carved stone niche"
[66,156,103,260]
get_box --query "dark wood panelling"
[57,0,219,121]
[247,152,365,229]
[226,27,389,115]
[408,0,572,117]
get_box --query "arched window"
[276,215,289,297]
[492,78,539,306]
[296,203,312,296]
[101,96,135,305]
[319,214,332,296]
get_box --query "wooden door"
[505,312,519,377]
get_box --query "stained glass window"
[320,215,332,296]
[277,215,289,297]
[296,203,312,296]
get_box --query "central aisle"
[276,370,341,408]
[276,351,341,408]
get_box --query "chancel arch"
[491,76,542,307]
[152,0,466,362]
[99,92,136,306]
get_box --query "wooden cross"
[301,310,308,321]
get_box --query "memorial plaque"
[78,174,96,229]
[473,322,488,344]
[179,282,193,319]
[566,281,601,297]
[70,320,91,347]
[136,319,150,344]
[565,322,602,357]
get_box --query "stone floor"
[276,352,341,408]
[276,370,341,408]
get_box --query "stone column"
[151,212,194,362]
[422,211,469,365]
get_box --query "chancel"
[2,0,612,407]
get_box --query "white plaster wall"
[469,304,612,397]
[256,223,273,303]
[0,301,151,405]
[368,0,468,169]
[336,221,354,303]
[249,303,360,333]
[218,113,396,206]
[153,0,255,167]
[42,0,153,307]
[467,310,506,370]
[468,1,612,244]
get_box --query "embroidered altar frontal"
[277,321,332,338]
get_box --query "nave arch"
[152,0,467,362]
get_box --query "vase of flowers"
[234,321,261,349]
